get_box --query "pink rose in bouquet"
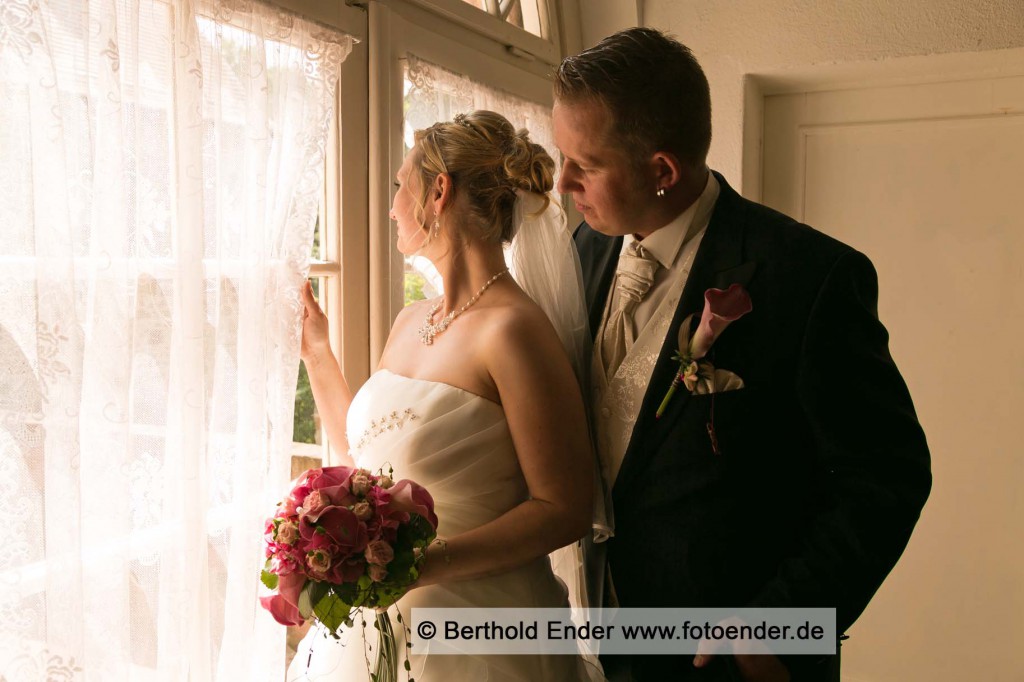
[365,539,395,566]
[368,564,388,582]
[275,520,299,545]
[352,500,373,521]
[350,471,373,496]
[259,465,438,681]
[301,489,332,518]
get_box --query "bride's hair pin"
[411,110,556,245]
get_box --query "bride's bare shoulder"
[477,292,578,402]
[479,292,563,356]
[392,297,433,329]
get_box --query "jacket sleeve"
[750,249,932,633]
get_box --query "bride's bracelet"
[433,538,452,565]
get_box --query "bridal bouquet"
[260,465,438,681]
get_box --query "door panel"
[763,79,1024,682]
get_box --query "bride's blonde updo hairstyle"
[412,110,555,244]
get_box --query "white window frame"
[404,0,561,64]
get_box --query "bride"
[289,110,602,681]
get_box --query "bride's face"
[391,152,430,255]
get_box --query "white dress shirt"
[606,171,721,344]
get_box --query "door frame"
[741,46,1024,203]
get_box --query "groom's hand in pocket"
[692,617,791,682]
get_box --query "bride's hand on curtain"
[300,280,332,363]
[299,279,354,461]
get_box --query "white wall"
[577,0,642,52]
[645,0,1024,185]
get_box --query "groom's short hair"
[554,27,711,169]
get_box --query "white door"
[762,75,1024,682]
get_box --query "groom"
[554,28,932,682]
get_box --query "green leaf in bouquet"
[313,592,353,635]
[372,586,402,611]
[260,569,279,590]
[298,580,330,620]
[333,580,362,606]
[297,582,314,619]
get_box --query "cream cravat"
[601,240,659,376]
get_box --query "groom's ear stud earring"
[656,188,666,198]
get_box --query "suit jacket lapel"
[574,224,622,341]
[613,172,757,494]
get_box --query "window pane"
[311,213,321,260]
[454,0,545,38]
[518,0,543,37]
[404,255,441,305]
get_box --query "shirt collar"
[624,171,720,269]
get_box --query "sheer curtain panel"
[0,1,352,679]
[404,54,554,159]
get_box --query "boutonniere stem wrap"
[656,284,753,428]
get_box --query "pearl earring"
[656,188,666,198]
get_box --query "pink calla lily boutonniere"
[655,283,753,421]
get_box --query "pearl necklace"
[417,268,508,345]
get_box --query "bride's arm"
[300,281,354,465]
[415,307,593,586]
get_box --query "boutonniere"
[655,284,752,450]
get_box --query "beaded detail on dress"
[352,408,418,452]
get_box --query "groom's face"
[553,98,646,237]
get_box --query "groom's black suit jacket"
[574,172,931,682]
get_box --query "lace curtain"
[403,54,555,299]
[0,1,351,680]
[404,53,555,159]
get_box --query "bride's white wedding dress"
[287,369,595,681]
